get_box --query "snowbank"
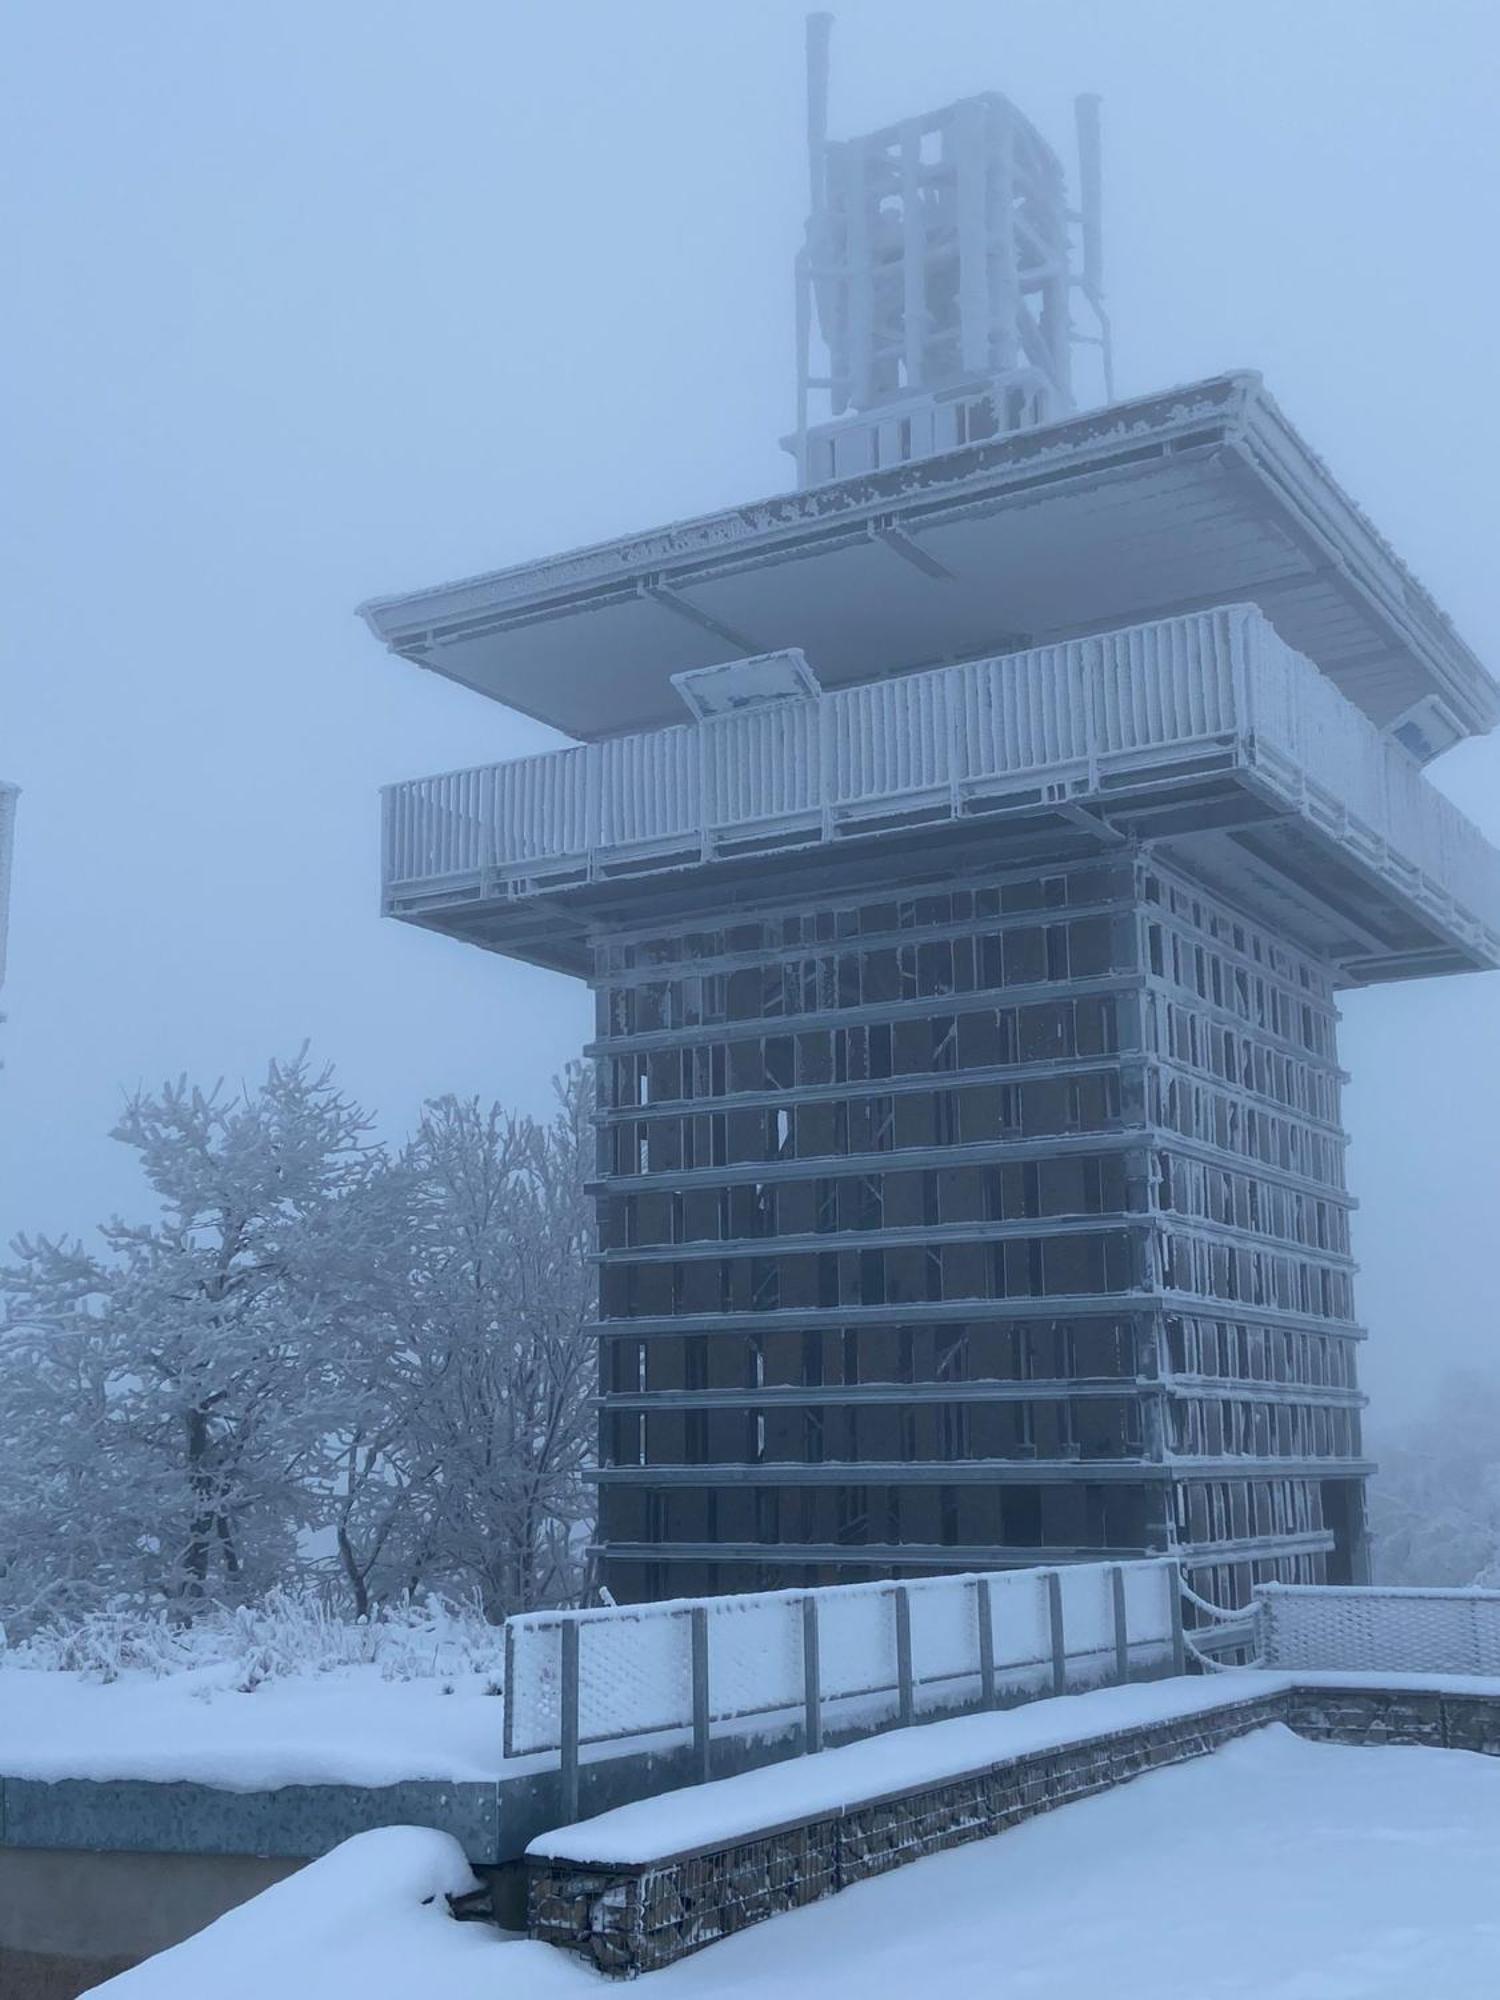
[91,1827,588,2000]
[0,1664,510,1789]
[99,1731,1500,1999]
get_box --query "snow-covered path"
[659,1724,1500,1999]
[100,1724,1500,1999]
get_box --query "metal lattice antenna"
[790,12,1115,485]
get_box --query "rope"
[1176,1566,1265,1672]
[1178,1577,1254,1623]
[1183,1629,1264,1673]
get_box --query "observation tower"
[361,22,1500,1609]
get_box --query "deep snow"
[96,1726,1500,2000]
[4,1662,1497,1797]
[0,1663,513,1789]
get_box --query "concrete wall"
[0,1849,302,1999]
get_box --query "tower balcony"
[382,604,1500,985]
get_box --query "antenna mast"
[1073,93,1114,403]
[794,13,836,485]
[789,16,1116,486]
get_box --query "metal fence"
[1258,1582,1500,1676]
[505,1560,1183,1817]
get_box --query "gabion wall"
[529,1684,1500,1976]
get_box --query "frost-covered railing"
[1258,1582,1500,1676]
[505,1559,1182,1813]
[382,604,1500,953]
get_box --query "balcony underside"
[359,374,1498,743]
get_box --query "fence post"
[690,1606,712,1785]
[976,1576,996,1708]
[1111,1565,1130,1684]
[1169,1566,1188,1676]
[802,1594,823,1755]
[502,1619,517,1761]
[559,1620,581,1824]
[895,1585,914,1728]
[1047,1570,1067,1697]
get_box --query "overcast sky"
[3,0,1497,1418]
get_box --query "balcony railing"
[382,605,1500,964]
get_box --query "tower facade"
[363,63,1500,1617]
[588,836,1361,1609]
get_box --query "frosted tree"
[0,1054,597,1631]
[0,1238,151,1630]
[323,1071,597,1618]
[0,1051,383,1619]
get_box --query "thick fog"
[3,0,1497,1419]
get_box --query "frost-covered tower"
[362,35,1500,1612]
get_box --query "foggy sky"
[3,0,1498,1420]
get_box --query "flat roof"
[359,373,1498,746]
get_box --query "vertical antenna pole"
[807,12,833,211]
[1074,93,1115,401]
[1075,94,1104,298]
[795,14,834,485]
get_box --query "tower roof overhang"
[359,372,1499,749]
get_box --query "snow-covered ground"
[3,1661,1495,1796]
[0,1663,511,1789]
[0,1593,518,1787]
[90,1826,550,2000]
[97,1725,1500,1999]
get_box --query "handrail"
[505,1557,1180,1819]
[380,605,1500,958]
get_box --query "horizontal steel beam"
[591,1454,1374,1487]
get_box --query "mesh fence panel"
[1058,1564,1114,1676]
[816,1582,900,1703]
[577,1606,693,1744]
[907,1574,983,1708]
[987,1568,1053,1690]
[1258,1584,1500,1674]
[1123,1561,1173,1643]
[505,1619,564,1757]
[505,1560,1174,1757]
[705,1591,806,1723]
